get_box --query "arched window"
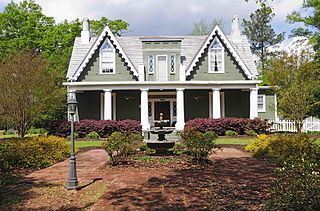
[209,37,224,73]
[100,39,115,74]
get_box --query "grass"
[75,140,103,149]
[215,137,254,145]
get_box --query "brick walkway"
[26,149,108,183]
[24,148,274,210]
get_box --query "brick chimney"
[81,17,90,44]
[231,15,241,42]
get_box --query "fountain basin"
[145,140,176,154]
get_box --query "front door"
[154,101,170,121]
[157,55,167,81]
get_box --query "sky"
[0,0,304,38]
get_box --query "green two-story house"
[65,16,277,132]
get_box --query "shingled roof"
[67,27,258,81]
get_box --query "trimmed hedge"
[0,136,70,170]
[184,117,270,135]
[47,119,142,138]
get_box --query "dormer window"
[208,37,224,73]
[100,39,115,74]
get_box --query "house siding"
[143,41,181,82]
[188,48,248,81]
[258,90,276,120]
[78,44,137,82]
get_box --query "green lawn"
[75,140,104,149]
[215,137,254,145]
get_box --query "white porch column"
[179,64,186,81]
[250,87,258,119]
[103,89,112,120]
[140,88,150,131]
[175,88,185,131]
[212,88,221,118]
[138,65,145,82]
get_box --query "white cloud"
[0,0,304,36]
[188,3,205,14]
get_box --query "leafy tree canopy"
[0,0,129,124]
[0,50,65,137]
[287,0,320,58]
[265,51,320,131]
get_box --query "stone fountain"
[146,113,175,154]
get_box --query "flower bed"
[47,119,142,138]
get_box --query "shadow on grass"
[100,157,275,210]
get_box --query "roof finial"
[231,15,241,42]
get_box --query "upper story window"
[100,39,115,74]
[170,54,176,74]
[208,37,224,73]
[148,55,154,74]
[257,95,266,112]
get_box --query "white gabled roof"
[186,25,257,79]
[67,25,138,81]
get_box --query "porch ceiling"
[65,80,261,91]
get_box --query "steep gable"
[67,25,138,81]
[186,25,258,79]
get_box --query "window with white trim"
[208,37,224,73]
[170,54,176,74]
[148,55,154,74]
[257,95,266,112]
[100,39,115,74]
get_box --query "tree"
[243,5,285,70]
[265,51,320,132]
[0,50,65,138]
[0,0,129,123]
[91,17,129,36]
[287,0,320,60]
[188,18,225,35]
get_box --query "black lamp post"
[67,94,78,190]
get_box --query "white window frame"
[170,54,176,74]
[156,55,168,81]
[100,39,116,75]
[148,55,154,75]
[208,37,225,74]
[257,94,266,112]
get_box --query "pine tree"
[243,5,284,70]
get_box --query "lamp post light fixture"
[67,94,78,190]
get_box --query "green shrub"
[102,132,142,165]
[181,129,218,162]
[27,127,47,135]
[85,131,100,139]
[246,134,320,163]
[0,136,70,170]
[172,142,187,155]
[139,143,148,152]
[225,130,238,136]
[267,158,320,210]
[245,129,258,136]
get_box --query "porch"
[71,85,259,131]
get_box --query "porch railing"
[269,117,320,132]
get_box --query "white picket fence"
[270,117,320,132]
